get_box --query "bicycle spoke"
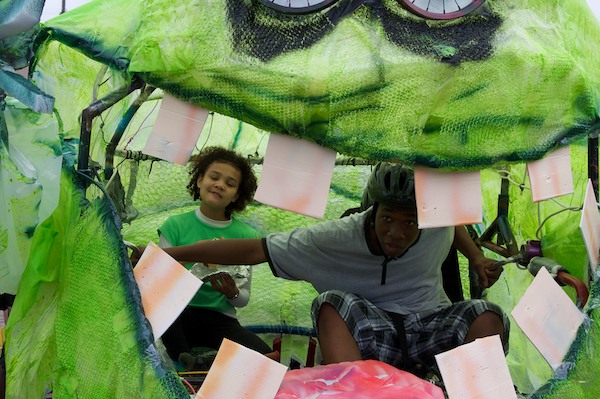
[258,0,340,14]
[400,0,485,19]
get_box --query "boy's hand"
[204,272,239,299]
[470,255,503,288]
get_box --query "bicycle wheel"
[398,0,486,20]
[257,0,341,14]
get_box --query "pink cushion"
[275,360,444,399]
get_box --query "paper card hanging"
[435,335,517,399]
[195,338,288,399]
[254,133,336,219]
[133,242,202,340]
[142,93,208,165]
[414,167,482,228]
[511,267,585,370]
[580,179,600,275]
[527,146,574,202]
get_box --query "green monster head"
[39,0,600,169]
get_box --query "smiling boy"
[151,162,509,373]
[156,146,272,368]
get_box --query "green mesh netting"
[38,0,600,170]
[478,144,598,396]
[4,169,188,398]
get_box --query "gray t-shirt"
[265,210,454,315]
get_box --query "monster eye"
[257,0,341,14]
[398,0,486,20]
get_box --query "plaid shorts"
[311,290,510,370]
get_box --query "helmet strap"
[370,202,379,228]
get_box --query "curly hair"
[186,146,257,217]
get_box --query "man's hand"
[204,272,239,299]
[470,254,503,289]
[453,226,503,289]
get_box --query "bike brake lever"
[488,254,523,271]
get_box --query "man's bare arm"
[453,226,501,288]
[453,226,482,262]
[163,238,267,266]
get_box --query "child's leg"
[406,300,510,368]
[316,303,361,363]
[311,290,402,367]
[219,322,273,354]
[161,313,192,360]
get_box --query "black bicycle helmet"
[363,162,416,209]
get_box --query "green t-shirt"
[158,209,259,313]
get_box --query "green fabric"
[0,99,61,294]
[0,0,44,67]
[480,143,599,396]
[0,69,54,113]
[4,170,188,399]
[158,209,258,310]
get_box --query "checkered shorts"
[311,290,510,370]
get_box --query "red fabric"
[275,360,444,399]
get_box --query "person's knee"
[313,290,348,323]
[479,310,502,323]
[319,302,337,315]
[479,311,503,331]
[465,311,504,342]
